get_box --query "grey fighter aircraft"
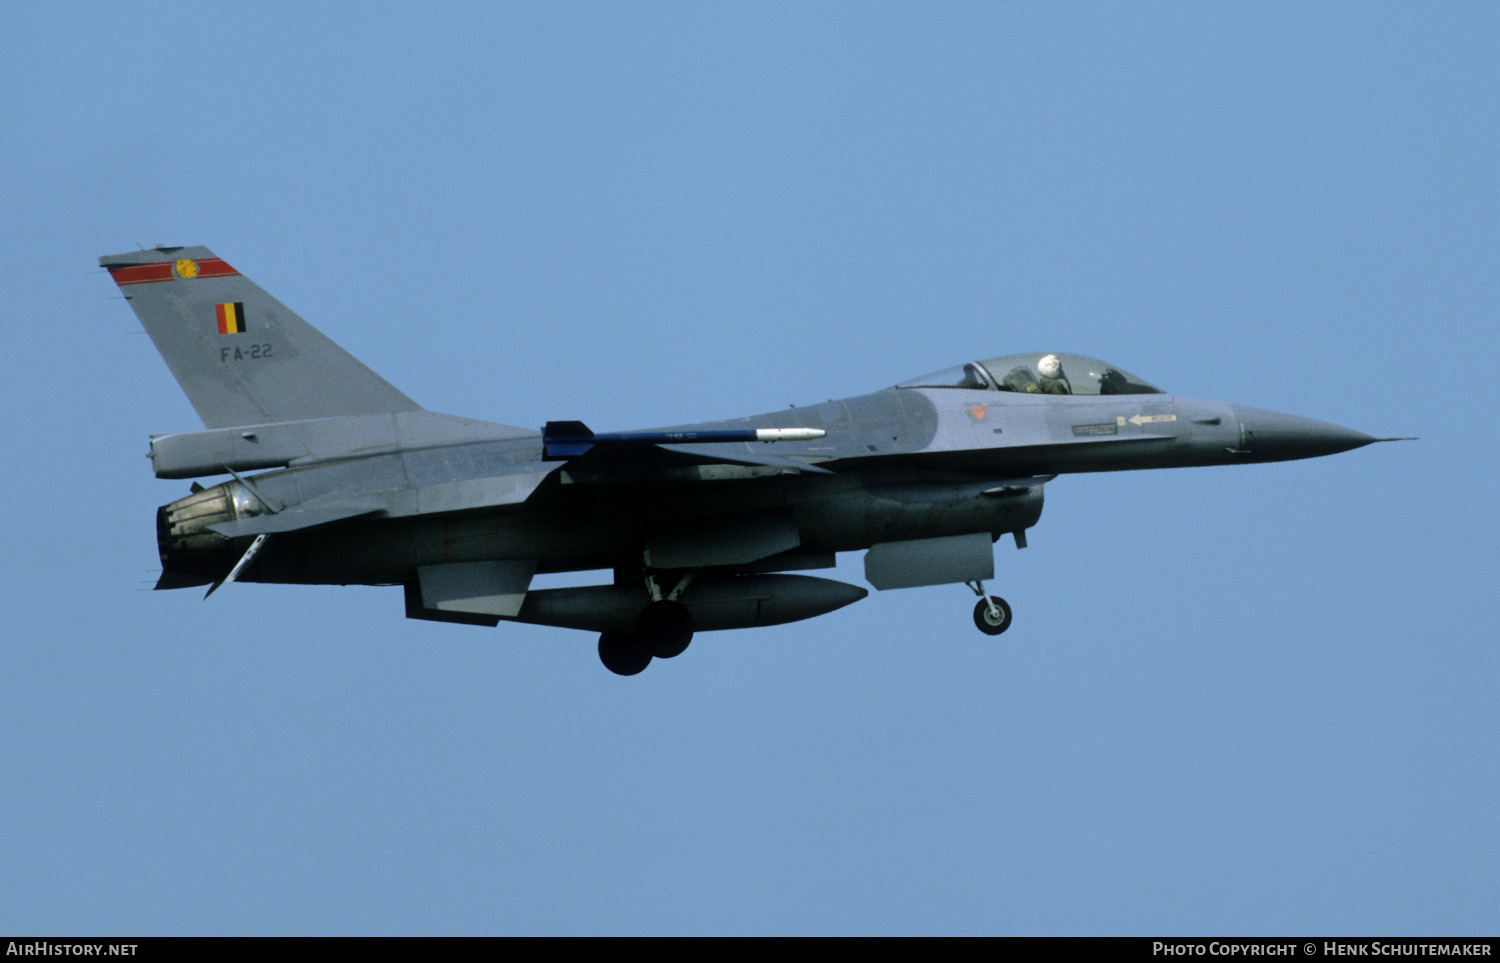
[104,246,1393,675]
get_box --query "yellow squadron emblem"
[174,258,199,279]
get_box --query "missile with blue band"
[543,420,826,460]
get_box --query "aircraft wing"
[543,421,834,480]
[552,440,834,487]
[655,442,832,473]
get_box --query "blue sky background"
[2,1,1495,935]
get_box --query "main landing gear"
[966,581,1012,636]
[598,631,653,676]
[597,600,695,675]
[598,561,697,675]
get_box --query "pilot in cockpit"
[1035,353,1071,394]
[1003,353,1072,394]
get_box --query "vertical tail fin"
[101,246,423,429]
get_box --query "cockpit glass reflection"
[897,353,1163,396]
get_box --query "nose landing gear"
[966,581,1012,636]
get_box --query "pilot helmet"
[1037,354,1063,379]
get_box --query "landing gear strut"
[966,581,1012,636]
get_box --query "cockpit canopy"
[896,352,1164,396]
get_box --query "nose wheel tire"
[598,633,653,675]
[973,596,1013,636]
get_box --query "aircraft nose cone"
[1230,405,1378,461]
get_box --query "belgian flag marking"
[216,302,246,335]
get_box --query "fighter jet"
[104,246,1394,674]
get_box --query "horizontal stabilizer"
[209,503,383,538]
[149,410,536,479]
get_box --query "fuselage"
[156,379,1374,590]
[102,243,1385,667]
